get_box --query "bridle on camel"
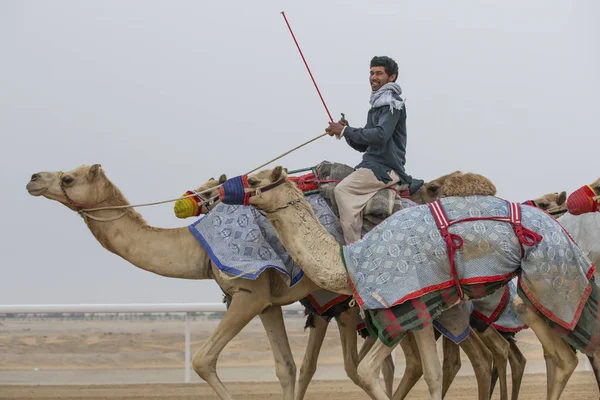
[218,175,301,213]
[525,199,568,218]
[58,171,129,222]
[253,180,303,214]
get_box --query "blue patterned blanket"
[343,195,594,330]
[189,194,343,286]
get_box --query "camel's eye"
[538,202,549,209]
[427,184,439,193]
[62,176,74,185]
[247,178,260,187]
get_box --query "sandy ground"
[0,315,598,399]
[0,373,598,400]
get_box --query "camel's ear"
[209,177,215,181]
[219,174,227,184]
[89,164,101,179]
[271,166,285,182]
[557,191,567,205]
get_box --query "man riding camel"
[325,56,421,244]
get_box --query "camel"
[25,164,479,400]
[518,187,600,397]
[25,165,321,400]
[177,171,499,400]
[226,165,596,400]
[175,178,396,399]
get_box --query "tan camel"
[178,173,495,400]
[234,166,585,400]
[25,165,321,400]
[175,178,397,399]
[526,187,600,398]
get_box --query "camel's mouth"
[26,184,47,196]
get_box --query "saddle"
[291,161,422,229]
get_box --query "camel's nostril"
[30,173,40,181]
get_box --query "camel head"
[26,164,110,210]
[219,166,303,212]
[411,171,497,204]
[523,191,567,217]
[173,174,227,219]
[566,177,600,215]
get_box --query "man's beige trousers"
[334,168,400,244]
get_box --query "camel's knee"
[555,350,578,375]
[191,350,214,381]
[423,367,443,394]
[481,347,493,369]
[405,355,423,375]
[498,338,510,359]
[275,358,297,388]
[543,348,552,363]
[344,362,361,386]
[357,358,378,388]
[298,361,317,382]
[446,353,462,371]
[383,355,395,376]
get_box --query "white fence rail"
[0,302,306,383]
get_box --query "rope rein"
[76,132,329,214]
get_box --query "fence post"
[185,311,191,383]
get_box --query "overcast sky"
[1,1,598,304]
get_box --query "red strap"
[508,201,543,257]
[428,200,543,300]
[286,173,320,192]
[429,200,465,299]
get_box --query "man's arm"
[342,108,401,146]
[344,135,368,152]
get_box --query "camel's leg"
[507,339,527,400]
[457,330,493,400]
[357,339,396,400]
[477,327,509,400]
[359,335,375,361]
[336,310,362,389]
[259,305,296,400]
[381,352,395,397]
[543,347,556,398]
[516,302,578,400]
[412,325,443,400]
[392,333,423,400]
[295,315,328,400]
[191,292,268,400]
[441,337,461,396]
[587,349,600,394]
[360,334,396,397]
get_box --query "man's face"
[369,66,395,91]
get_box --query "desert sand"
[0,314,597,399]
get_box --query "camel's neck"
[82,192,211,280]
[262,187,352,295]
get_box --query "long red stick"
[281,11,334,122]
